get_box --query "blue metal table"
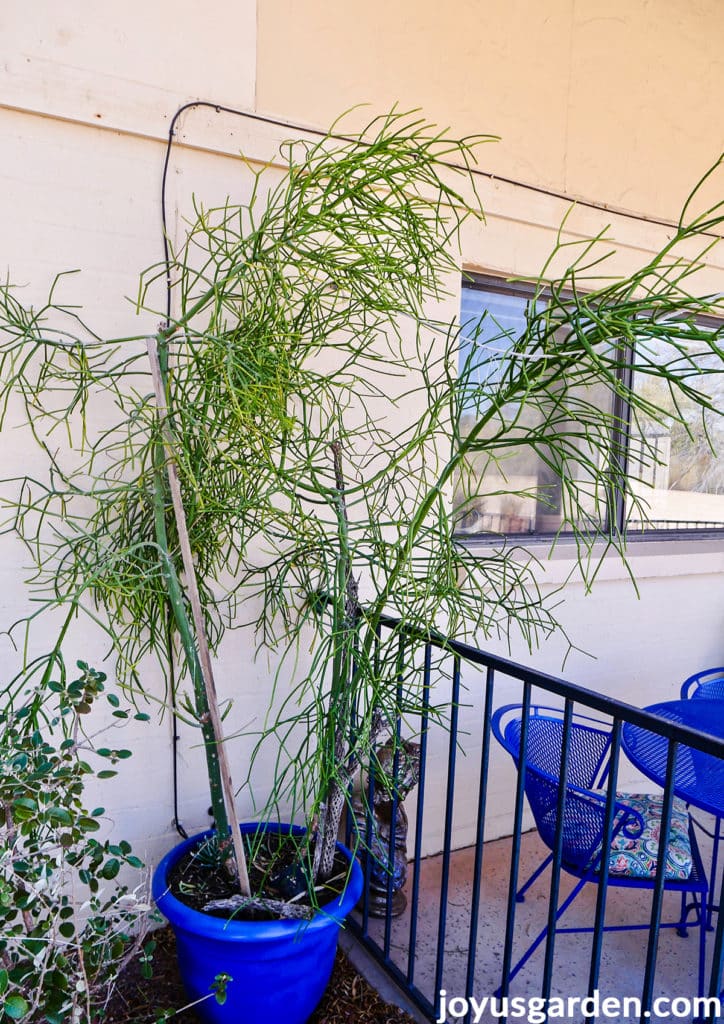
[622,699,724,819]
[623,698,724,935]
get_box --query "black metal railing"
[346,615,724,1024]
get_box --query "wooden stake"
[146,337,251,897]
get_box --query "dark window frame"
[456,273,724,542]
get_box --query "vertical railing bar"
[707,815,722,930]
[360,618,384,936]
[640,739,678,1020]
[540,699,574,1006]
[706,865,724,1020]
[374,618,381,677]
[463,665,495,1024]
[585,717,622,1022]
[383,635,405,961]
[500,679,533,999]
[362,745,376,938]
[433,653,462,1015]
[407,642,432,986]
[345,625,361,851]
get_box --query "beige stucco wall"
[1,1,723,864]
[256,0,724,223]
[2,1,257,139]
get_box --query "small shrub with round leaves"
[0,661,152,1023]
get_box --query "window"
[454,276,724,538]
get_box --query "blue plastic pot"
[152,824,363,1024]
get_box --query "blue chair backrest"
[681,667,724,701]
[492,705,632,871]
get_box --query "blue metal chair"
[492,704,708,994]
[681,667,724,702]
[681,667,724,928]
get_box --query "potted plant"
[0,114,721,1021]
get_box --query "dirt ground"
[105,926,417,1024]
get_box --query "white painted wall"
[1,2,723,869]
[1,0,258,866]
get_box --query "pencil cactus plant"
[0,114,722,904]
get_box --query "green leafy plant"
[0,113,722,904]
[0,660,150,1023]
[151,971,233,1023]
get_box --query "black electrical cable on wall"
[160,100,722,837]
[161,100,722,324]
[165,610,187,840]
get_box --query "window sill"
[456,530,724,583]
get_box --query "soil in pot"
[166,829,351,919]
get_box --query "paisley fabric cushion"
[607,792,692,881]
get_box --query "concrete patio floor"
[345,826,719,1023]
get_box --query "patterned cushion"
[607,792,693,881]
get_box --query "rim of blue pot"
[152,823,363,942]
